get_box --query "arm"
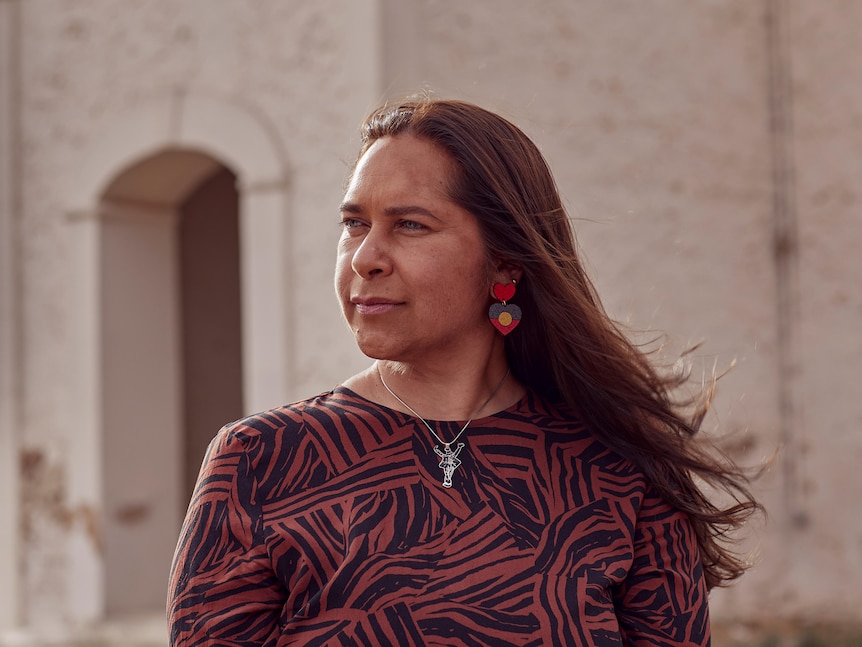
[168,426,284,646]
[614,487,711,647]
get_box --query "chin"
[352,333,404,362]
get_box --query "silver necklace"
[377,365,510,488]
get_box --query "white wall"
[0,0,22,634]
[408,0,862,627]
[9,0,383,632]
[4,0,862,640]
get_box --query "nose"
[350,227,392,278]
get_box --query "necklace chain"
[377,365,510,448]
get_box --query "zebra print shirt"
[168,387,710,646]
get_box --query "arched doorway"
[62,92,292,625]
[99,149,244,616]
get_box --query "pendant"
[433,442,465,488]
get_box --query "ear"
[492,260,523,286]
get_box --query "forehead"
[346,135,455,200]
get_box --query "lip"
[351,297,403,315]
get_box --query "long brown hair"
[355,97,760,590]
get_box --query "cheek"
[440,273,493,320]
[469,261,494,301]
[333,252,353,298]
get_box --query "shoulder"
[205,387,400,491]
[521,393,642,473]
[516,392,651,506]
[215,387,374,444]
[198,389,351,468]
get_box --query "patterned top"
[168,388,710,646]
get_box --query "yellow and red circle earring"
[488,280,522,335]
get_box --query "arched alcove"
[63,91,291,624]
[98,148,244,616]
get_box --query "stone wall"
[1,0,860,644]
[2,0,379,637]
[409,0,862,635]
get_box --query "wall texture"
[410,0,862,635]
[3,0,380,639]
[1,0,860,644]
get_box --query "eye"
[339,217,365,231]
[397,219,427,232]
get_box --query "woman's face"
[335,134,496,364]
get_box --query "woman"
[168,98,758,646]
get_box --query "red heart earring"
[488,280,522,335]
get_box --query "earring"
[488,280,522,335]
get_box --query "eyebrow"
[339,202,440,221]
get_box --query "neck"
[373,353,518,421]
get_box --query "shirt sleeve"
[613,486,712,647]
[168,425,284,646]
